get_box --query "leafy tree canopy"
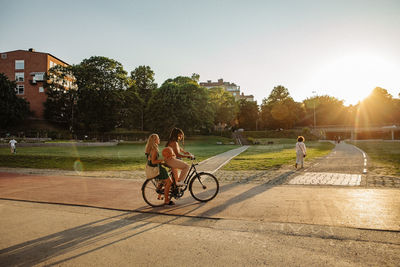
[237,99,259,130]
[0,73,31,129]
[147,76,213,136]
[263,85,293,105]
[357,87,396,126]
[208,87,237,126]
[130,65,157,103]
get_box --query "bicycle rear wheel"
[142,178,165,207]
[189,172,219,202]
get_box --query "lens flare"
[73,160,83,174]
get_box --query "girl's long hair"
[166,127,184,147]
[145,134,159,154]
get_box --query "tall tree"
[302,95,349,127]
[74,56,129,132]
[130,66,157,130]
[357,87,395,126]
[208,87,237,127]
[0,73,31,128]
[44,65,78,132]
[191,73,200,82]
[147,76,213,135]
[120,88,144,130]
[260,85,302,129]
[237,99,259,130]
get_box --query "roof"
[1,49,69,66]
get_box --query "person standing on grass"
[295,136,307,169]
[9,138,17,154]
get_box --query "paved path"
[288,142,366,186]
[196,145,249,173]
[0,171,399,231]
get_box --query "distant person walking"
[295,136,307,169]
[9,138,17,154]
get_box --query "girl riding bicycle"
[164,128,194,187]
[145,134,172,205]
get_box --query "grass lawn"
[0,136,237,171]
[349,141,400,176]
[223,139,335,170]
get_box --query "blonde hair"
[297,136,305,142]
[145,134,159,155]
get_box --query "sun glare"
[308,52,399,105]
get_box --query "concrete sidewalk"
[0,172,399,231]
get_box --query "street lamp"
[312,91,317,129]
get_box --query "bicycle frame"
[142,159,219,206]
[168,160,199,196]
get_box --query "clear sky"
[1,0,399,105]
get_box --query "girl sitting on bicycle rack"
[145,134,172,205]
[164,128,194,187]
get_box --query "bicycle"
[141,158,219,207]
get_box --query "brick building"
[0,49,69,118]
[200,78,255,102]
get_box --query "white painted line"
[351,144,368,173]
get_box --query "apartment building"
[200,78,255,102]
[0,48,69,118]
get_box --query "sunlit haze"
[1,0,399,106]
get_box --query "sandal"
[164,200,175,206]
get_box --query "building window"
[15,60,24,70]
[39,87,44,93]
[49,61,57,68]
[16,85,24,95]
[1,53,7,59]
[15,72,24,82]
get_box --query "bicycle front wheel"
[142,178,166,207]
[189,172,219,202]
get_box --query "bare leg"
[164,178,172,204]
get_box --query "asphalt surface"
[1,200,399,267]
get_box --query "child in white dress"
[9,138,17,154]
[295,136,307,169]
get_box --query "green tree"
[357,87,395,126]
[147,76,214,135]
[260,85,303,129]
[0,73,31,128]
[120,88,144,130]
[393,98,400,125]
[208,87,237,127]
[44,65,78,132]
[191,73,200,82]
[130,66,157,130]
[302,95,348,127]
[74,56,129,132]
[237,99,259,130]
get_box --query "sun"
[308,52,399,105]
